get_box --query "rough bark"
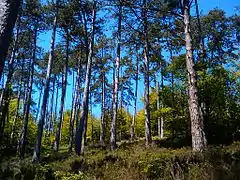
[110,4,122,150]
[54,29,69,152]
[32,3,58,162]
[0,0,21,79]
[183,5,207,152]
[75,4,96,155]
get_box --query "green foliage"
[2,140,240,179]
[54,171,87,180]
[86,114,100,144]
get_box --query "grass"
[1,138,240,179]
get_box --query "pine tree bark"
[131,47,139,140]
[32,2,59,162]
[110,4,122,150]
[143,0,152,146]
[54,29,69,152]
[75,4,96,155]
[0,0,21,79]
[183,4,207,151]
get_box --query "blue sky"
[36,0,239,119]
[199,0,239,16]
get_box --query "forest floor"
[1,137,240,179]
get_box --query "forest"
[0,0,240,179]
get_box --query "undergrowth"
[1,139,240,179]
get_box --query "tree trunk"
[156,79,161,137]
[49,74,56,133]
[35,82,43,121]
[0,14,21,141]
[100,46,105,146]
[183,5,207,152]
[10,79,22,143]
[110,4,122,150]
[54,29,69,152]
[100,63,105,146]
[18,27,37,158]
[0,0,21,79]
[75,4,96,155]
[90,93,94,145]
[54,76,59,122]
[131,47,139,140]
[32,3,58,162]
[143,0,152,146]
[68,57,81,154]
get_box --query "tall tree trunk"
[54,76,59,122]
[75,4,96,155]
[143,0,152,146]
[54,29,69,152]
[75,85,82,137]
[183,4,207,152]
[90,93,94,145]
[131,47,139,140]
[49,75,56,133]
[160,64,164,139]
[10,79,22,143]
[156,79,161,137]
[100,52,105,146]
[35,82,43,121]
[32,2,58,162]
[68,57,81,154]
[18,27,37,158]
[110,4,122,150]
[0,0,21,79]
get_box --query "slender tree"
[32,0,59,162]
[100,47,106,146]
[143,0,152,146]
[110,2,122,150]
[68,57,81,153]
[75,1,96,155]
[18,25,37,158]
[54,28,70,152]
[131,46,139,140]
